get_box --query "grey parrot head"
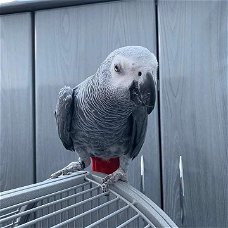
[98,46,158,113]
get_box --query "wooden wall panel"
[158,0,228,227]
[35,0,161,205]
[0,13,34,191]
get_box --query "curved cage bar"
[0,172,177,227]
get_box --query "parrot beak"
[129,72,156,113]
[139,72,156,111]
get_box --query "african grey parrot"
[50,46,158,191]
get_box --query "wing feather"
[55,86,75,151]
[129,107,148,159]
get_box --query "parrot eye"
[114,64,121,73]
[138,71,142,76]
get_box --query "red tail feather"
[91,157,120,174]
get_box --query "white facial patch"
[110,55,137,88]
[110,54,157,88]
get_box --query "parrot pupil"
[138,71,142,76]
[114,64,120,72]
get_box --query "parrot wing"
[129,107,148,159]
[55,86,76,151]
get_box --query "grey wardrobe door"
[0,13,34,191]
[35,0,161,205]
[158,0,228,227]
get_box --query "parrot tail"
[91,157,120,174]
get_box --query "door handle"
[140,155,145,194]
[179,155,185,224]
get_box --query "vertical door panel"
[158,0,228,226]
[0,13,34,191]
[35,0,161,205]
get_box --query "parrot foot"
[101,168,127,192]
[50,161,85,179]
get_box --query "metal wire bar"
[73,188,77,227]
[96,187,100,222]
[144,224,151,228]
[59,193,63,223]
[2,221,18,228]
[116,214,140,228]
[0,181,90,214]
[52,197,119,228]
[82,183,85,226]
[65,190,69,224]
[0,186,99,224]
[0,209,19,219]
[47,197,50,227]
[16,192,111,228]
[115,198,119,226]
[85,205,130,228]
[89,182,92,225]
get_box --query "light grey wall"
[158,0,228,227]
[35,0,161,206]
[0,13,34,191]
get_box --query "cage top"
[0,171,177,228]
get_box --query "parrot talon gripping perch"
[50,161,85,179]
[101,168,128,192]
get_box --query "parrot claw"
[50,161,84,179]
[50,170,63,179]
[101,168,127,192]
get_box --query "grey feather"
[55,86,75,151]
[129,107,148,159]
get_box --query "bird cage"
[0,171,177,227]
